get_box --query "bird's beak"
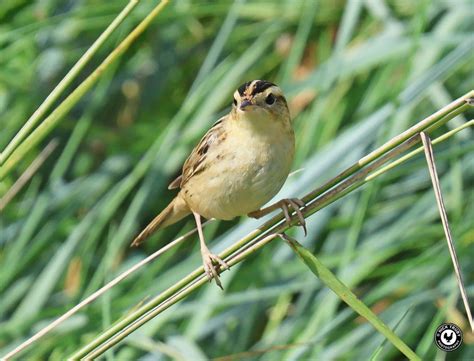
[239,99,253,110]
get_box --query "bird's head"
[232,80,290,121]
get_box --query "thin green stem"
[0,0,140,165]
[0,0,170,179]
[70,94,472,359]
[0,139,58,210]
[82,233,282,360]
[0,224,205,360]
[301,91,473,205]
[368,119,474,181]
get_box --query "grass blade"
[0,0,170,179]
[0,139,58,211]
[0,225,206,360]
[0,0,139,164]
[283,234,420,361]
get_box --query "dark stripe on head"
[238,81,252,96]
[252,80,276,95]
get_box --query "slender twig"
[0,0,140,165]
[368,120,474,181]
[79,233,284,360]
[212,341,326,361]
[0,139,58,212]
[0,220,213,361]
[420,132,473,332]
[295,106,470,229]
[301,92,473,205]
[0,0,171,179]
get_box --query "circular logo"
[434,323,463,351]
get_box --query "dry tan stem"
[420,132,473,332]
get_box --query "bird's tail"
[131,193,190,247]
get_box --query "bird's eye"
[265,94,275,105]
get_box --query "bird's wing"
[168,116,226,189]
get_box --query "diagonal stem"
[72,233,283,360]
[0,0,140,165]
[420,132,473,332]
[0,139,58,211]
[0,221,210,361]
[0,0,171,179]
[301,92,473,205]
[283,234,420,361]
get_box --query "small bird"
[131,80,306,288]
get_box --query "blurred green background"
[1,0,473,359]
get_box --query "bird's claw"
[280,198,307,236]
[202,250,229,290]
[248,198,307,235]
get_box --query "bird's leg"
[248,198,307,235]
[193,212,229,289]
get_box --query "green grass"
[1,0,473,360]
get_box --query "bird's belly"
[182,134,293,220]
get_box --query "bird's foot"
[279,198,307,236]
[249,198,307,236]
[201,247,229,290]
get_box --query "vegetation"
[1,0,473,359]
